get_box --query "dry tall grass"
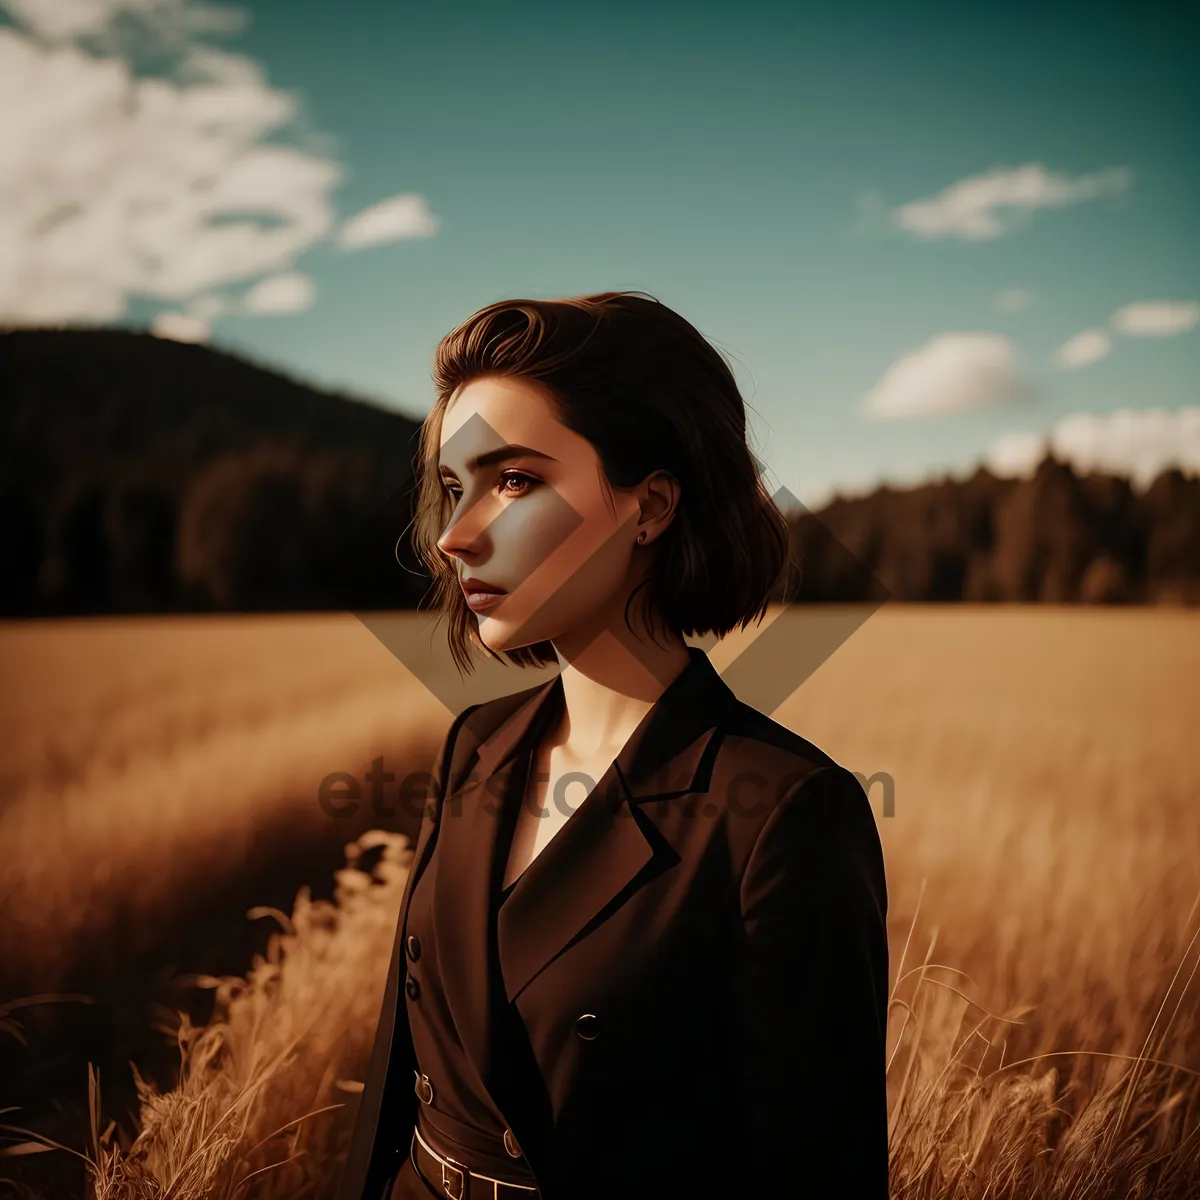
[1,608,1197,1197]
[0,614,451,993]
[8,830,1197,1199]
[1,833,412,1199]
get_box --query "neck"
[547,622,691,761]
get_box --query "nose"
[436,493,489,563]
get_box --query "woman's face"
[436,375,646,657]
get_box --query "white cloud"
[994,286,1036,313]
[861,332,1026,420]
[177,45,263,86]
[154,269,314,329]
[0,5,340,324]
[1056,329,1111,369]
[185,292,230,320]
[985,407,1200,489]
[893,163,1132,241]
[151,309,208,342]
[1110,300,1199,338]
[241,270,314,314]
[984,430,1046,479]
[338,191,439,249]
[2,0,244,45]
[3,0,163,40]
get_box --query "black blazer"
[336,646,889,1200]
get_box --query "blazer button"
[575,1012,600,1040]
[406,934,421,961]
[413,1072,434,1104]
[405,974,420,1000]
[503,1128,522,1158]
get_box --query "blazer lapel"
[495,728,718,1005]
[497,646,736,1002]
[431,680,556,1102]
[430,645,737,1113]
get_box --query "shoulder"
[713,695,843,805]
[709,698,875,878]
[718,696,841,778]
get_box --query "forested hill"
[1,328,1196,615]
[790,457,1198,605]
[0,329,426,615]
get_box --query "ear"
[636,469,682,544]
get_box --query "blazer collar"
[466,643,737,801]
[430,646,737,1102]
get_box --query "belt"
[410,1124,539,1199]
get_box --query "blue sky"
[4,0,1198,504]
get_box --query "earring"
[637,532,646,544]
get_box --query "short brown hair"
[412,291,791,674]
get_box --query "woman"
[336,292,889,1200]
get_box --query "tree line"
[1,329,1195,617]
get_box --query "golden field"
[1,607,1198,1199]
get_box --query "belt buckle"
[439,1150,469,1200]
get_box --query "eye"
[498,470,538,496]
[439,470,538,504]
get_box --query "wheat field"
[1,607,1198,1198]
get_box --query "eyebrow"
[438,443,558,478]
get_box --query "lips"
[460,576,506,596]
[464,590,505,613]
[460,576,508,613]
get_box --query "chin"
[476,612,561,655]
[475,617,535,654]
